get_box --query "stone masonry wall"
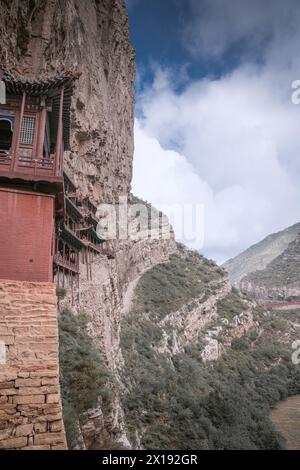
[0,281,67,450]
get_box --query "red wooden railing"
[54,253,79,273]
[0,146,63,179]
[0,149,12,165]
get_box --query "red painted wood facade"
[0,71,69,284]
[0,188,54,282]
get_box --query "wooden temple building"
[0,65,108,302]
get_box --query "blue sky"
[127,0,255,91]
[127,0,300,263]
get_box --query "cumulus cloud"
[132,0,300,263]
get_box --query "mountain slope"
[119,244,300,450]
[223,223,300,285]
[240,235,300,302]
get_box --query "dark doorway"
[0,119,13,151]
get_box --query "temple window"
[20,116,36,145]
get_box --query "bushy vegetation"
[217,289,248,321]
[274,308,300,323]
[246,236,300,289]
[59,309,111,448]
[120,252,300,450]
[131,245,226,322]
[121,310,300,449]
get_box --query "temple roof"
[0,64,76,97]
[0,66,79,150]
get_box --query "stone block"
[0,388,17,396]
[0,381,15,389]
[15,378,41,388]
[34,422,47,434]
[13,395,45,405]
[46,394,60,404]
[0,436,27,449]
[34,432,65,446]
[15,424,33,437]
[51,443,66,450]
[23,445,51,450]
[30,370,57,378]
[17,372,30,379]
[0,335,14,345]
[0,371,18,382]
[18,387,44,396]
[41,377,59,386]
[0,428,13,441]
[49,420,63,432]
[39,413,62,422]
[0,404,17,415]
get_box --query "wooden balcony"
[54,253,79,274]
[0,147,64,183]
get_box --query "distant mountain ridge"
[223,222,300,285]
[240,234,300,302]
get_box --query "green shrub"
[56,287,67,299]
[131,247,224,322]
[59,309,111,448]
[217,289,248,321]
[231,337,249,351]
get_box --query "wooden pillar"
[55,86,64,176]
[90,251,93,281]
[71,275,74,306]
[62,242,65,288]
[36,108,47,160]
[86,248,89,280]
[77,273,80,304]
[13,91,26,171]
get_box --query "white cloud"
[132,1,300,263]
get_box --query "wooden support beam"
[55,86,64,177]
[36,107,47,160]
[13,91,26,171]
